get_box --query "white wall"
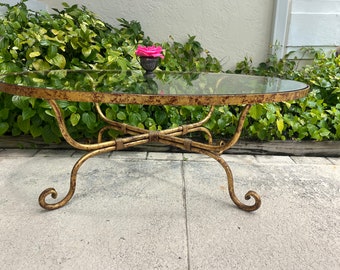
[272,0,340,58]
[0,0,47,14]
[4,0,275,69]
[288,0,340,48]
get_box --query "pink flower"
[135,45,164,59]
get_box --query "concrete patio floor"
[0,148,339,269]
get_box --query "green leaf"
[29,51,41,58]
[79,102,92,111]
[0,122,9,135]
[217,118,227,129]
[155,110,167,125]
[144,118,156,130]
[39,100,51,109]
[22,107,36,120]
[12,96,29,110]
[67,105,78,113]
[44,110,55,117]
[276,118,284,134]
[41,125,60,143]
[81,112,97,129]
[17,115,30,133]
[0,108,9,120]
[45,53,66,69]
[266,111,276,123]
[32,59,51,70]
[30,125,43,138]
[47,45,58,58]
[117,58,128,72]
[249,105,265,120]
[10,49,18,59]
[105,108,116,120]
[318,127,330,137]
[56,100,70,109]
[82,47,92,58]
[204,118,217,130]
[70,113,81,126]
[128,112,141,126]
[117,111,126,121]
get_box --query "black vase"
[139,57,159,78]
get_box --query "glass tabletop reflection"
[0,70,309,105]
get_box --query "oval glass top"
[0,70,309,105]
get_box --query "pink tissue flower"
[135,45,164,59]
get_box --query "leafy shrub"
[233,48,340,140]
[0,1,339,143]
[0,1,221,142]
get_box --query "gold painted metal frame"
[0,73,309,212]
[39,100,261,212]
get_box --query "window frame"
[271,0,292,58]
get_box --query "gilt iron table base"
[38,100,261,212]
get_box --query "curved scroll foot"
[38,155,83,210]
[230,190,262,212]
[203,151,262,212]
[39,186,75,210]
[38,147,116,210]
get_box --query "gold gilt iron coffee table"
[0,70,309,211]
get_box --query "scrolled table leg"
[38,157,79,210]
[222,157,261,212]
[38,148,112,210]
[203,151,261,211]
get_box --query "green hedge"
[234,49,340,140]
[0,1,339,143]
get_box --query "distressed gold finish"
[38,101,260,211]
[0,71,310,106]
[0,71,310,212]
[0,81,309,105]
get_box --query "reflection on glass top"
[0,70,308,96]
